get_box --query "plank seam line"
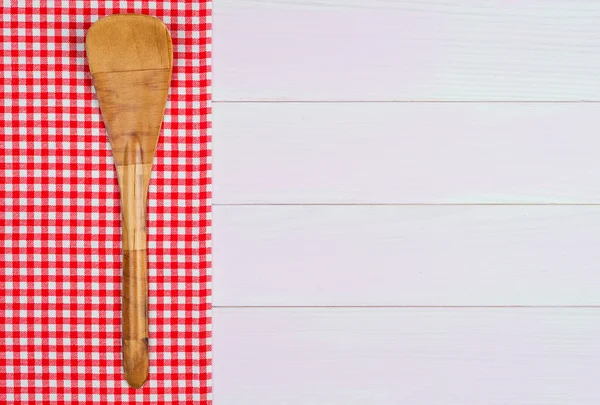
[213,203,600,207]
[213,100,600,104]
[214,305,600,309]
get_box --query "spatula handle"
[118,162,152,388]
[122,248,149,388]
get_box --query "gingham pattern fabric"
[0,1,212,404]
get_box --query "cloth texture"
[0,1,212,404]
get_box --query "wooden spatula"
[85,14,173,388]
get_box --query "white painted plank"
[213,0,600,101]
[212,205,600,306]
[213,102,600,204]
[213,308,600,405]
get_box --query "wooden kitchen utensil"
[85,14,173,388]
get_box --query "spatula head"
[86,14,173,166]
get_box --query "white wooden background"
[211,1,600,403]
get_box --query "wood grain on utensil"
[85,14,173,389]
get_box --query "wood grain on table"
[214,308,600,405]
[214,0,600,101]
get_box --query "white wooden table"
[211,1,600,403]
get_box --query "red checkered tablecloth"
[0,1,212,404]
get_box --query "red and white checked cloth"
[0,1,212,404]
